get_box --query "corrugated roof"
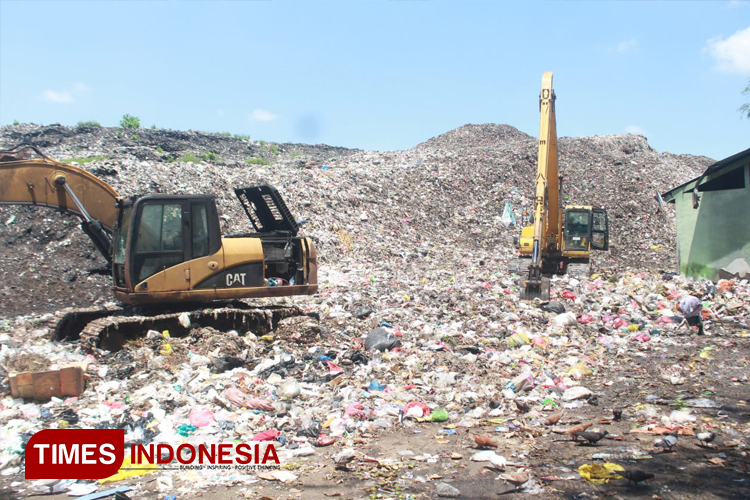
[661,146,750,203]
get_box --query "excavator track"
[50,303,310,352]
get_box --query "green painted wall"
[674,163,750,279]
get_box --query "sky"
[1,1,749,160]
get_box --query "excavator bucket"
[520,276,550,300]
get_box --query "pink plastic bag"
[224,387,248,407]
[345,402,366,419]
[325,360,344,374]
[189,407,215,428]
[612,318,628,329]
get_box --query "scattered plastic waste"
[578,463,625,484]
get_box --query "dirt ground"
[2,328,749,500]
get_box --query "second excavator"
[514,72,609,299]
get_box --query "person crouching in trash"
[677,295,704,335]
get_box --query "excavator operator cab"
[112,194,222,291]
[562,207,609,253]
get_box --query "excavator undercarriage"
[49,302,312,353]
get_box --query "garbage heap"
[2,268,749,497]
[0,122,713,317]
[2,123,746,499]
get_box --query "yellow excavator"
[515,72,609,299]
[0,144,318,346]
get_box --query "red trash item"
[718,281,733,291]
[579,314,593,324]
[325,360,344,375]
[316,434,337,446]
[403,401,431,417]
[252,429,281,441]
[561,291,576,299]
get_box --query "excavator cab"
[112,194,223,293]
[561,208,609,253]
[112,185,317,305]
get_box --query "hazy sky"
[1,1,749,160]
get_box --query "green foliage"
[270,144,279,154]
[259,140,267,149]
[219,131,232,136]
[62,155,108,165]
[178,152,201,163]
[156,147,164,153]
[116,131,122,139]
[290,150,301,159]
[245,157,272,165]
[12,120,19,125]
[741,78,750,119]
[233,133,251,140]
[178,152,220,163]
[130,135,138,141]
[151,124,157,130]
[77,120,102,128]
[120,114,141,129]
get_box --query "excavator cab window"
[563,209,591,251]
[591,208,609,251]
[191,203,209,258]
[133,202,186,282]
[112,204,132,288]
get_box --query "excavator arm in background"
[521,72,558,300]
[514,73,610,297]
[0,144,120,263]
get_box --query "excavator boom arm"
[531,72,560,265]
[0,144,121,262]
[522,72,559,300]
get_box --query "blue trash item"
[77,487,133,500]
[501,201,517,226]
[368,380,386,391]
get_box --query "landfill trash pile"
[2,124,749,500]
[0,123,712,318]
